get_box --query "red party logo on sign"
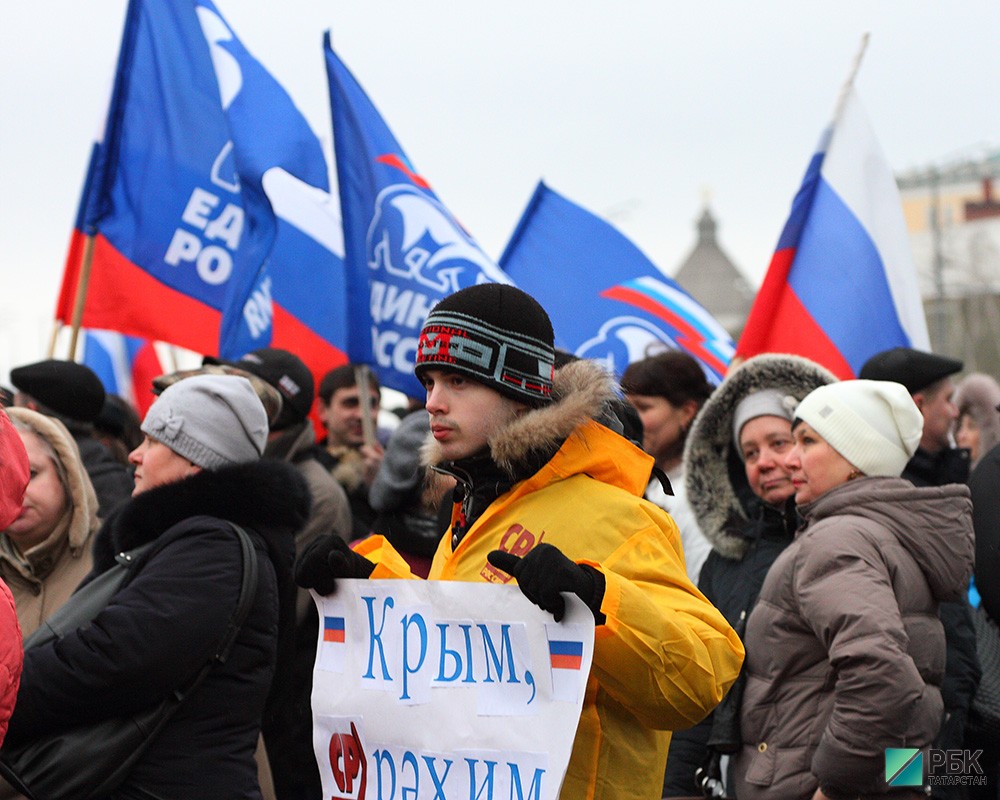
[329,720,367,800]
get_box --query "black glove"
[486,543,605,623]
[294,535,375,595]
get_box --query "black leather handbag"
[0,522,259,800]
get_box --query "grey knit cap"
[141,375,267,470]
[732,388,799,454]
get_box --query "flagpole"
[832,33,870,122]
[66,234,96,362]
[355,364,377,447]
[46,320,62,359]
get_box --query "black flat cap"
[10,359,106,422]
[859,347,963,395]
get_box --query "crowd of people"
[0,283,995,800]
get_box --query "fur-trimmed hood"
[95,460,310,567]
[1,407,98,577]
[684,354,836,559]
[422,359,620,477]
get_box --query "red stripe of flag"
[736,247,854,378]
[550,653,583,670]
[323,616,345,643]
[71,233,221,354]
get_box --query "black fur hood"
[94,460,310,569]
[684,354,836,559]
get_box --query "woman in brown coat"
[735,380,975,800]
[0,407,99,637]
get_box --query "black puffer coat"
[6,461,309,800]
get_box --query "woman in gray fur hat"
[953,372,1000,469]
[663,354,835,799]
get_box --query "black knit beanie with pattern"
[414,284,555,406]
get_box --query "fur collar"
[101,460,310,556]
[422,359,618,477]
[684,354,835,559]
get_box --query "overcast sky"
[1,2,998,373]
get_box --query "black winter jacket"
[662,500,796,797]
[971,442,1000,623]
[6,461,309,800]
[903,445,980,777]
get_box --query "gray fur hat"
[684,354,837,559]
[141,375,267,470]
[954,372,1000,468]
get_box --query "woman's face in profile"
[784,422,856,505]
[129,435,199,496]
[955,412,980,462]
[5,429,68,551]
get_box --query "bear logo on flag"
[577,316,676,376]
[367,184,504,293]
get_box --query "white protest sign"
[311,579,595,800]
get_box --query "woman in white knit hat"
[4,375,311,800]
[733,380,975,800]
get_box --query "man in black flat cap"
[860,346,977,797]
[859,346,969,485]
[10,359,134,516]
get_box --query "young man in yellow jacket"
[297,283,744,800]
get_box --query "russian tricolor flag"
[548,640,584,671]
[323,616,346,643]
[82,329,164,416]
[737,39,929,378]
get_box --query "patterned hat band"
[415,311,554,405]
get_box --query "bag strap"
[169,523,259,699]
[214,523,259,664]
[90,523,259,798]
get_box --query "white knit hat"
[141,375,267,470]
[794,379,923,477]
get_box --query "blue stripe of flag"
[548,640,583,657]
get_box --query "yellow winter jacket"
[357,361,744,800]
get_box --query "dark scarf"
[438,446,554,545]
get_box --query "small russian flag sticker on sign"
[545,621,591,704]
[317,603,347,673]
[324,616,346,643]
[548,640,584,670]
